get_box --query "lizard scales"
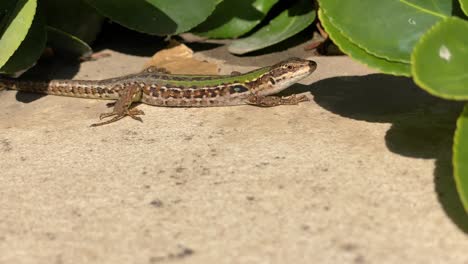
[0,57,317,126]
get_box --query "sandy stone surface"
[0,35,467,264]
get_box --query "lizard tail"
[0,77,58,93]
[0,78,118,100]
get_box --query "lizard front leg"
[140,66,171,74]
[245,93,309,107]
[91,84,144,127]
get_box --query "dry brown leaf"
[144,40,219,75]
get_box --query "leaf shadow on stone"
[14,57,81,103]
[92,23,168,57]
[287,74,468,233]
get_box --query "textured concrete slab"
[0,37,467,264]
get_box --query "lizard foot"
[140,66,171,74]
[246,94,309,107]
[91,108,145,127]
[105,102,116,107]
[91,83,144,127]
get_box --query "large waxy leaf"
[0,0,37,69]
[319,9,411,76]
[42,0,104,44]
[320,0,451,63]
[84,0,221,35]
[453,104,468,213]
[228,0,315,55]
[192,0,279,38]
[147,0,222,33]
[460,0,468,15]
[404,0,452,14]
[412,17,468,99]
[46,26,92,58]
[0,7,46,73]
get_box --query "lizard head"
[254,57,317,96]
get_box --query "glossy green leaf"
[84,0,220,35]
[404,0,452,14]
[46,26,92,58]
[0,0,37,69]
[453,104,468,213]
[192,0,279,38]
[412,17,468,99]
[0,7,46,73]
[228,0,315,55]
[148,0,222,34]
[460,0,468,15]
[320,0,451,63]
[41,0,104,44]
[319,9,411,76]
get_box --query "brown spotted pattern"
[0,78,121,100]
[139,81,253,107]
[1,57,316,108]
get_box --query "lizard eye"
[287,65,293,70]
[229,85,249,94]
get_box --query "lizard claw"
[92,108,145,127]
[91,84,145,126]
[128,108,145,122]
[99,112,116,120]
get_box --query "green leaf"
[412,17,468,99]
[41,0,104,44]
[319,0,451,63]
[147,0,222,33]
[228,0,315,55]
[460,0,468,16]
[0,0,37,69]
[46,26,92,58]
[453,104,468,213]
[192,0,279,38]
[404,0,452,15]
[84,0,220,35]
[319,9,411,76]
[0,7,46,73]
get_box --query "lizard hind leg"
[246,94,309,107]
[90,84,145,127]
[140,66,171,74]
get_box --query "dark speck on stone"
[175,167,186,173]
[150,199,163,208]
[246,196,255,201]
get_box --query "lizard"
[0,57,317,126]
